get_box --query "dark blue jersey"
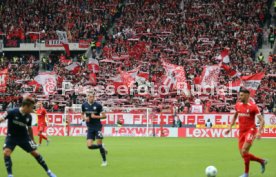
[82,101,103,129]
[3,108,32,138]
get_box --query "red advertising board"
[1,126,276,138]
[178,128,276,138]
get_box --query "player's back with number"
[5,108,32,139]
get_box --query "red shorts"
[38,124,47,132]
[239,128,257,149]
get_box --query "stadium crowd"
[0,0,121,42]
[0,0,275,114]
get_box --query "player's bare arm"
[256,114,265,139]
[46,114,49,126]
[0,116,5,123]
[226,112,238,134]
[0,118,5,123]
[0,112,8,123]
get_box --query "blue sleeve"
[81,104,85,113]
[27,115,32,126]
[98,104,103,113]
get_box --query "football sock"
[4,156,12,174]
[35,155,49,172]
[87,144,106,161]
[39,133,48,144]
[99,145,106,161]
[248,153,264,164]
[88,144,101,149]
[39,135,43,144]
[243,153,250,174]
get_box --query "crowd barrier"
[0,113,275,138]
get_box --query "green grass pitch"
[0,137,275,177]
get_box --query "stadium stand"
[0,0,275,113]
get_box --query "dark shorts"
[3,136,37,153]
[87,128,103,140]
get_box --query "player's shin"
[242,153,251,174]
[34,154,50,172]
[88,144,101,149]
[98,145,106,162]
[4,156,12,175]
[39,134,43,144]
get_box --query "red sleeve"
[254,105,261,115]
[235,103,239,112]
[42,108,47,115]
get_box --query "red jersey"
[36,108,47,125]
[235,102,260,133]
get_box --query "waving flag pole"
[56,30,70,56]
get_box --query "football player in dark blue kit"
[82,92,108,166]
[0,97,57,177]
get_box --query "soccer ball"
[205,166,218,177]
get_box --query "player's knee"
[241,148,248,156]
[3,149,12,157]
[30,151,40,157]
[86,140,93,148]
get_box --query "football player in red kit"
[36,102,49,146]
[226,89,267,177]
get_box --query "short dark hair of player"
[21,97,35,107]
[239,89,250,94]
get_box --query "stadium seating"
[0,0,275,113]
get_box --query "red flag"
[225,80,241,91]
[89,73,97,86]
[65,62,81,74]
[120,71,136,87]
[59,55,72,64]
[162,62,183,87]
[216,49,230,63]
[221,64,240,77]
[241,72,265,96]
[161,75,175,90]
[138,72,149,80]
[62,43,70,56]
[0,68,8,92]
[110,75,128,94]
[88,58,100,73]
[27,80,41,92]
[34,72,57,95]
